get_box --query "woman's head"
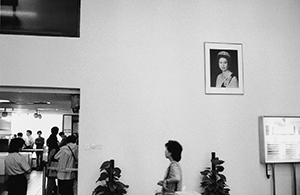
[217,51,231,72]
[8,138,24,153]
[165,140,183,162]
[67,135,77,144]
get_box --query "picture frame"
[204,42,244,95]
[0,0,80,37]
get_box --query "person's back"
[47,126,59,154]
[46,126,59,195]
[17,132,25,148]
[54,135,78,195]
[5,138,31,195]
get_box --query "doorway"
[0,85,80,195]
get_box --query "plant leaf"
[108,181,116,192]
[216,166,224,172]
[200,170,210,176]
[92,185,108,195]
[116,181,129,189]
[97,172,109,182]
[216,180,224,187]
[211,159,225,165]
[208,183,216,191]
[203,176,212,184]
[113,167,121,177]
[100,161,111,171]
[219,174,227,182]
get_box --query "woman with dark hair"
[55,135,78,195]
[5,138,31,195]
[215,51,238,88]
[157,140,183,195]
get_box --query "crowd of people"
[46,127,78,195]
[12,129,45,170]
[4,126,79,195]
[5,128,182,195]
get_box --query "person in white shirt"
[5,138,31,195]
[25,130,34,149]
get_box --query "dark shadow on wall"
[0,0,80,37]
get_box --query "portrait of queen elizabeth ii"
[215,51,238,88]
[205,42,243,94]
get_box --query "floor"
[0,170,44,195]
[27,170,44,195]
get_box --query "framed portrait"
[204,42,244,95]
[0,0,80,37]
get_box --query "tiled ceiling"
[0,86,80,115]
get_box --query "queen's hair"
[217,51,231,67]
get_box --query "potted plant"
[200,152,230,195]
[93,159,129,195]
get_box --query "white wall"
[1,0,300,194]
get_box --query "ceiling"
[0,86,80,115]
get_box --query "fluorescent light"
[0,100,10,103]
[0,10,37,17]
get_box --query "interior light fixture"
[2,108,8,117]
[33,110,42,119]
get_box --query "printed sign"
[259,116,300,163]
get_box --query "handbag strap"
[67,145,77,162]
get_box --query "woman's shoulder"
[216,73,222,77]
[170,161,181,168]
[66,143,78,149]
[169,161,182,175]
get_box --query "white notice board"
[259,116,300,163]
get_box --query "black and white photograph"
[0,0,80,37]
[204,42,244,95]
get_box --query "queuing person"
[73,132,79,145]
[4,138,31,195]
[17,132,23,139]
[17,132,25,148]
[35,130,45,170]
[25,129,34,149]
[157,140,183,195]
[46,126,59,195]
[55,135,78,195]
[47,127,59,153]
[58,131,67,147]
